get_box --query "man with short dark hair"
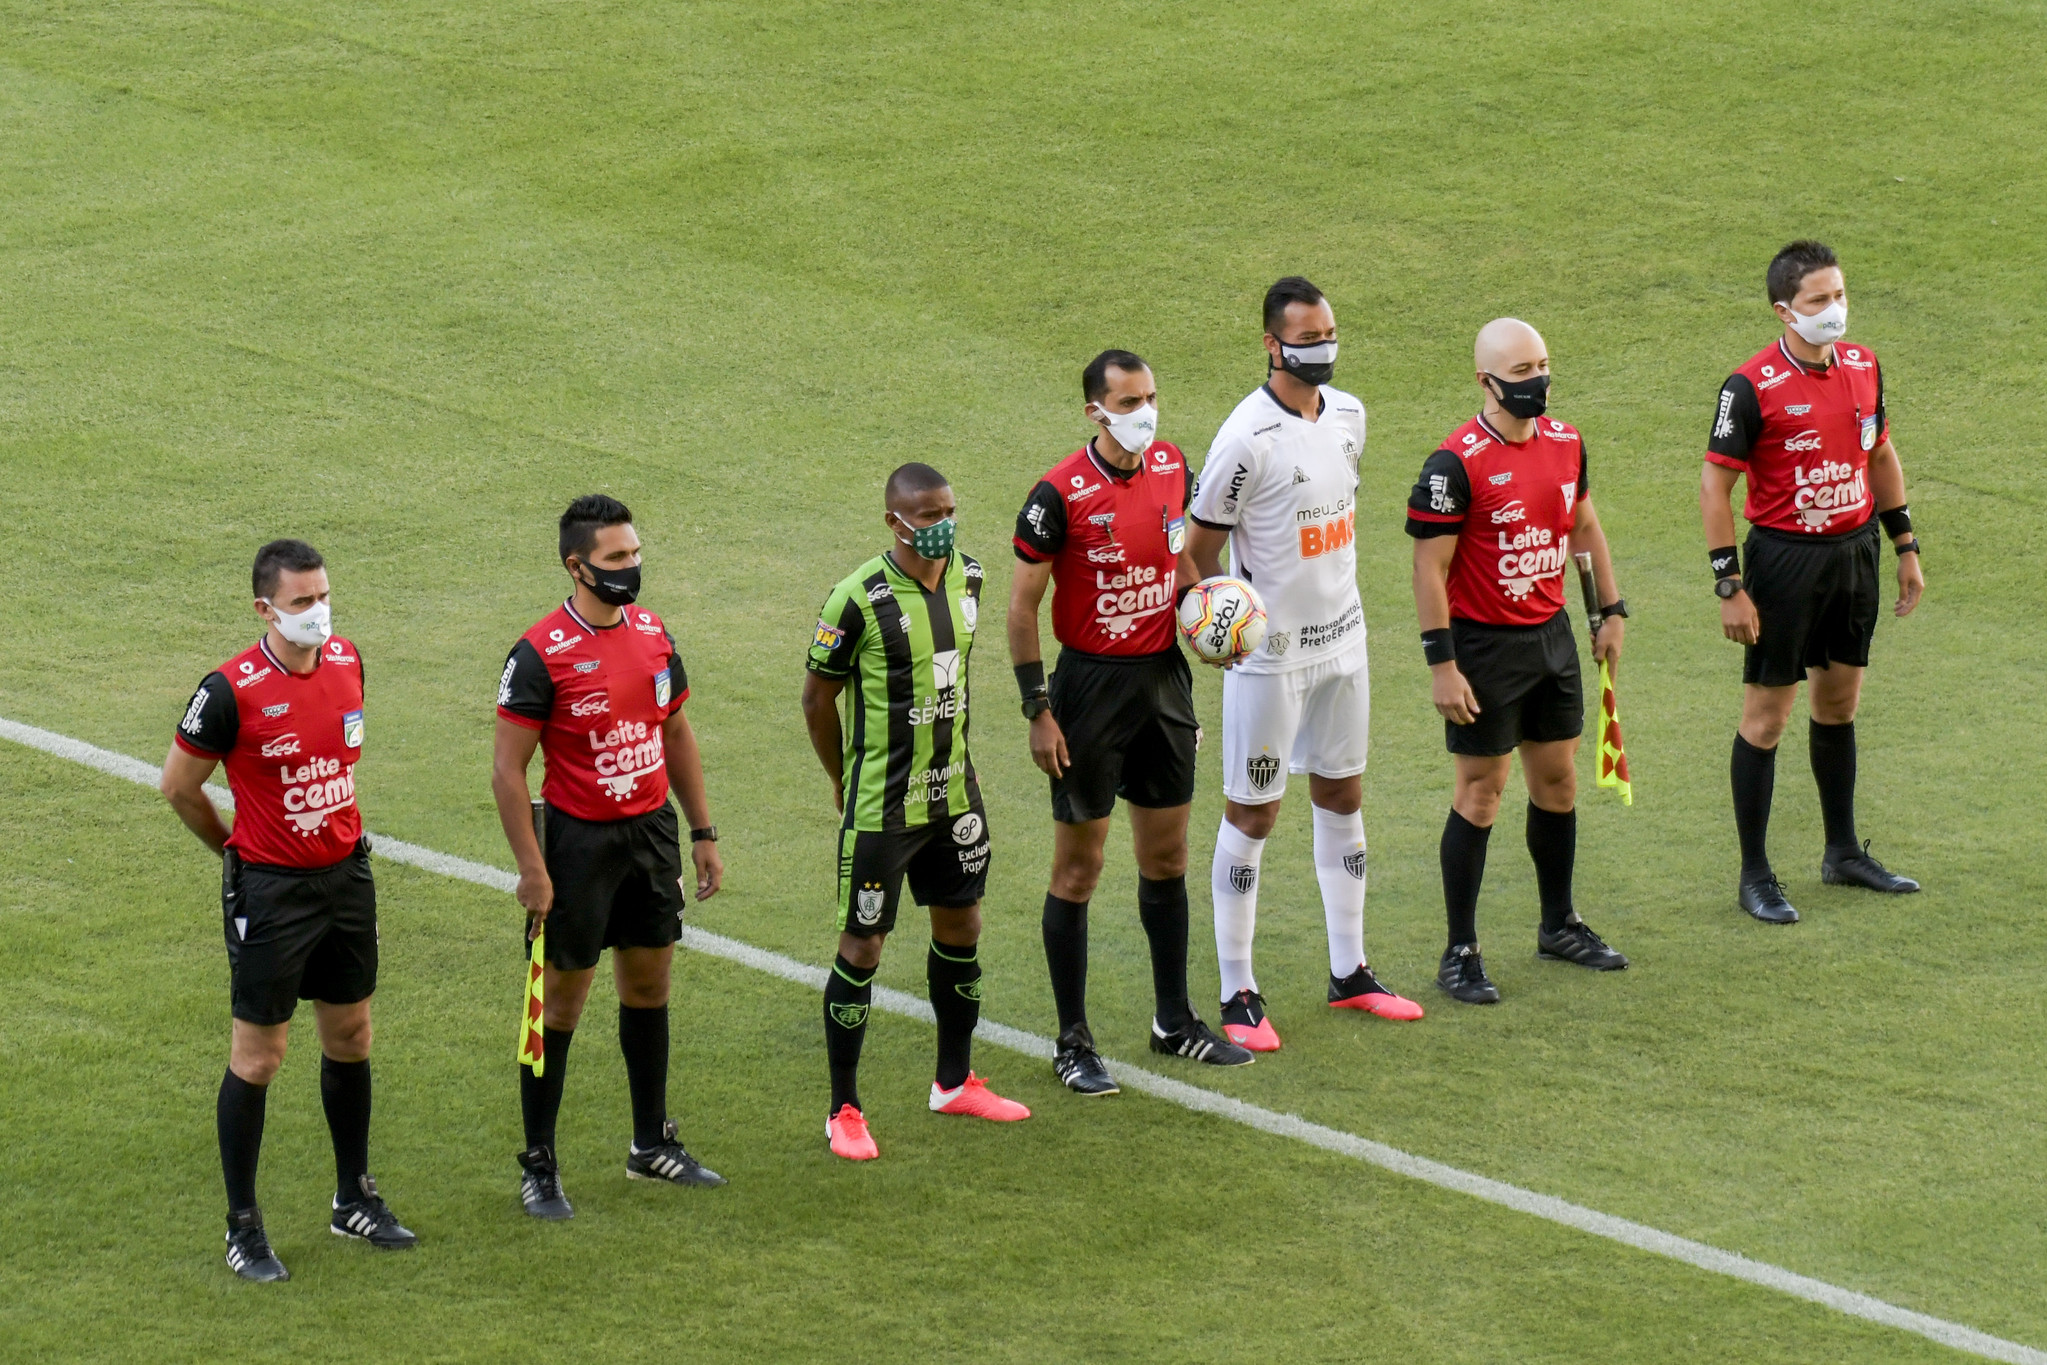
[162,538,417,1282]
[493,495,726,1217]
[805,464,1029,1160]
[1703,241,1924,924]
[1012,350,1251,1091]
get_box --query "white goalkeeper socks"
[1211,816,1266,1001]
[1312,805,1367,977]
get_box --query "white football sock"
[1211,816,1266,1001]
[1313,804,1367,977]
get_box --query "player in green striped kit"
[801,463,1031,1161]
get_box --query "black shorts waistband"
[1055,644,1183,668]
[1450,609,1569,639]
[1749,520,1879,548]
[232,837,373,877]
[544,801,678,830]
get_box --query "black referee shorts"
[542,802,686,971]
[1048,646,1198,823]
[223,840,378,1026]
[1743,522,1881,687]
[1446,611,1584,757]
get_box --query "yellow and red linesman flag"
[1596,659,1632,806]
[518,932,546,1077]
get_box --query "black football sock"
[319,1055,372,1202]
[927,940,983,1092]
[1809,718,1860,855]
[1137,875,1194,1031]
[618,1004,670,1148]
[1041,893,1090,1034]
[823,954,873,1115]
[519,1026,574,1151]
[1732,733,1778,880]
[1441,808,1492,948]
[1525,803,1577,934]
[217,1068,268,1213]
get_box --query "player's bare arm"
[160,745,231,854]
[1700,461,1760,645]
[1412,533,1479,725]
[800,671,847,811]
[1007,557,1068,777]
[661,707,722,900]
[1185,522,1228,583]
[1571,495,1625,669]
[490,716,552,927]
[1868,438,1924,615]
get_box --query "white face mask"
[1781,298,1847,346]
[1092,401,1158,454]
[267,598,332,648]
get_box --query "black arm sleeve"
[1707,375,1763,462]
[1578,440,1589,498]
[496,638,555,722]
[663,629,690,703]
[1875,358,1886,430]
[1013,480,1068,561]
[1404,448,1471,539]
[176,672,239,754]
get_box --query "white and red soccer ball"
[1177,575,1267,666]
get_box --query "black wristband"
[1709,545,1739,581]
[689,826,717,843]
[1878,505,1913,538]
[1014,660,1048,702]
[1421,628,1456,666]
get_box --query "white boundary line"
[2,713,2037,1364]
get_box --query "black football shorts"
[1446,611,1585,757]
[1742,521,1881,687]
[837,805,991,938]
[542,802,687,970]
[1047,646,1198,823]
[223,840,378,1026]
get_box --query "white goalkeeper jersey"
[1188,383,1368,675]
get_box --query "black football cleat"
[1053,1024,1120,1095]
[1149,1016,1254,1067]
[1537,915,1629,970]
[517,1144,574,1221]
[1739,875,1800,924]
[1437,943,1501,1004]
[626,1120,726,1187]
[1822,841,1920,894]
[225,1207,289,1282]
[330,1175,419,1250]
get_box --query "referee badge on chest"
[654,668,672,709]
[1165,511,1187,555]
[1860,414,1878,451]
[342,709,364,750]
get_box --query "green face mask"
[896,514,957,560]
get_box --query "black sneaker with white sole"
[517,1144,574,1221]
[626,1120,726,1187]
[225,1206,289,1282]
[1053,1023,1120,1095]
[1536,915,1629,970]
[1148,1016,1254,1066]
[1437,943,1501,1004]
[330,1174,419,1250]
[1822,840,1920,894]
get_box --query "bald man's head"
[1475,318,1546,376]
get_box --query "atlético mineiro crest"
[1247,753,1280,792]
[1343,851,1366,880]
[654,668,672,709]
[1229,864,1257,894]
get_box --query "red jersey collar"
[1776,337,1833,375]
[258,635,322,678]
[1474,412,1535,447]
[563,597,624,632]
[1084,437,1144,483]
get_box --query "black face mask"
[1485,372,1550,419]
[575,560,641,606]
[1274,339,1338,388]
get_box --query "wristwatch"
[1598,598,1629,619]
[1895,537,1922,558]
[689,826,717,844]
[1022,696,1052,721]
[1714,577,1743,600]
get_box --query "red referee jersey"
[174,636,367,868]
[1405,413,1589,627]
[1013,438,1192,655]
[497,599,689,821]
[1705,338,1887,536]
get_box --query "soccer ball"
[1177,576,1267,666]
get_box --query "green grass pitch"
[3,2,2044,1361]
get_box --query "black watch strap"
[1715,576,1742,599]
[1022,696,1052,721]
[689,826,717,843]
[1895,537,1922,558]
[1599,598,1628,620]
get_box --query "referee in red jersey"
[1011,349,1252,1094]
[161,539,416,1282]
[1703,242,1924,924]
[492,495,726,1218]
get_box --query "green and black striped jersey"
[807,551,984,832]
